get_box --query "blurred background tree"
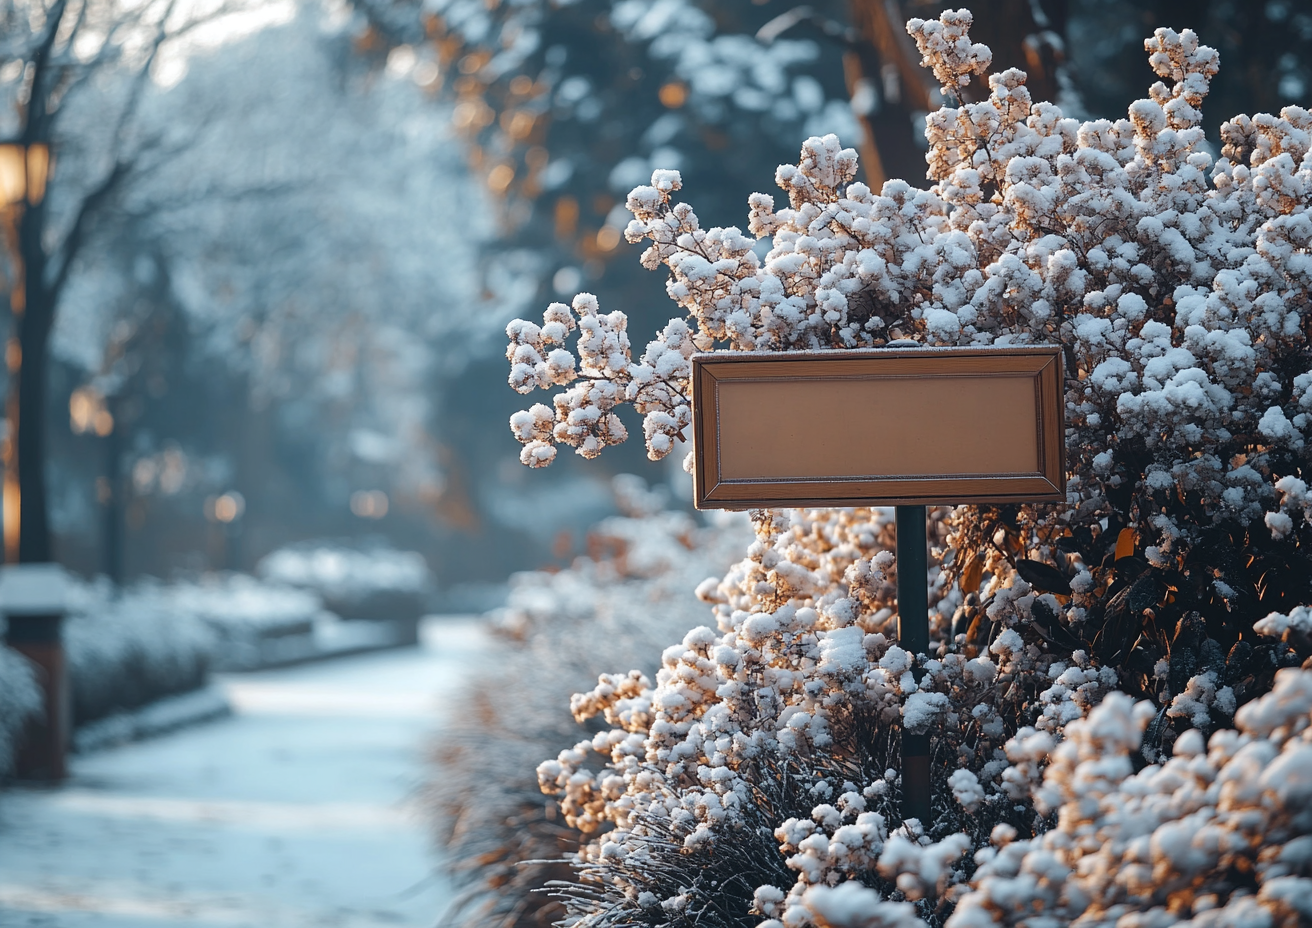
[0,0,246,565]
[6,0,1311,603]
[35,3,532,591]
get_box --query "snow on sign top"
[0,563,70,615]
[691,346,1065,510]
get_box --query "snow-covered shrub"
[258,544,433,621]
[951,675,1312,928]
[158,573,329,670]
[65,584,216,726]
[0,645,42,778]
[429,475,751,928]
[501,8,1312,927]
[163,573,323,633]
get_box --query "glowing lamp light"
[487,163,514,194]
[69,387,112,436]
[507,110,535,141]
[658,82,688,109]
[0,143,51,207]
[207,491,245,524]
[69,389,96,434]
[596,226,622,251]
[0,141,52,567]
[350,489,388,519]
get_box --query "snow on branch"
[500,7,1312,927]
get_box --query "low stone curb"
[74,685,233,754]
[209,616,420,672]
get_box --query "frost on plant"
[504,8,1311,927]
[0,646,42,778]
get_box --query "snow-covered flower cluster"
[533,506,1111,926]
[905,10,992,100]
[505,8,1311,927]
[952,675,1312,927]
[428,476,752,928]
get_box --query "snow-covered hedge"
[0,646,42,778]
[63,574,332,721]
[2,571,391,761]
[64,585,216,726]
[430,475,751,928]
[501,9,1312,927]
[157,573,328,669]
[258,544,432,621]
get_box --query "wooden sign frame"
[691,346,1065,510]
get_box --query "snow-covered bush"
[157,574,328,670]
[429,475,751,928]
[161,573,321,633]
[4,571,352,750]
[0,645,42,778]
[64,584,216,725]
[258,544,433,621]
[948,676,1312,928]
[502,8,1312,927]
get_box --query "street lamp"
[0,141,52,564]
[0,142,64,782]
[206,491,246,570]
[0,143,51,208]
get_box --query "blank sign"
[692,347,1065,509]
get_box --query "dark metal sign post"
[895,504,931,823]
[691,346,1065,826]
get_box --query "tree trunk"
[965,0,1068,106]
[844,0,1071,190]
[10,198,54,564]
[102,393,123,585]
[845,0,937,189]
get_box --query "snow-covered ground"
[0,616,491,928]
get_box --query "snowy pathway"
[0,617,491,928]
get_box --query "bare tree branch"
[22,0,70,141]
[48,157,127,304]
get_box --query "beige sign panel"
[692,347,1065,509]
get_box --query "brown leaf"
[1115,527,1137,561]
[1016,558,1073,595]
[961,553,984,595]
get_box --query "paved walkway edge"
[73,686,233,754]
[69,618,427,754]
